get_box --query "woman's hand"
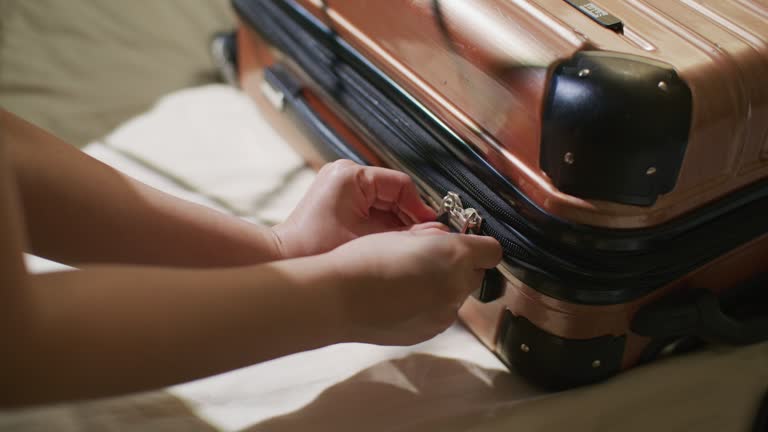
[272,160,436,259]
[322,224,503,346]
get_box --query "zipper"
[437,192,483,234]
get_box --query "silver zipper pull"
[438,192,483,234]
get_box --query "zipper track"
[332,61,680,279]
[337,72,684,285]
[235,0,768,303]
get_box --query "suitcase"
[232,0,768,388]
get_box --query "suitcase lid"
[234,0,768,305]
[293,0,768,229]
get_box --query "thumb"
[460,235,503,269]
[405,222,451,234]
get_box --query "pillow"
[0,0,235,147]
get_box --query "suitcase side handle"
[631,275,768,345]
[262,65,369,166]
[265,64,508,305]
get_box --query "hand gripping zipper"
[437,192,483,234]
[437,192,504,302]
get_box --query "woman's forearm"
[2,109,285,267]
[0,255,345,407]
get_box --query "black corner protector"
[497,310,625,389]
[540,51,692,206]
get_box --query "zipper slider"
[438,192,483,234]
[438,192,502,303]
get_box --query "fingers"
[327,161,501,268]
[407,225,502,268]
[405,222,450,233]
[367,208,408,232]
[460,235,503,269]
[356,166,436,224]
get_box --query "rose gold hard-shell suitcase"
[234,0,768,387]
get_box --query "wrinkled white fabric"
[104,84,315,223]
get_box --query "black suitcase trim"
[497,310,625,388]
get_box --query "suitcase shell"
[234,0,768,387]
[280,0,768,229]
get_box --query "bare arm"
[0,117,350,406]
[2,259,344,407]
[0,114,29,295]
[2,109,284,267]
[0,117,340,405]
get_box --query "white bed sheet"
[3,85,766,432]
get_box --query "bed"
[1,2,766,431]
